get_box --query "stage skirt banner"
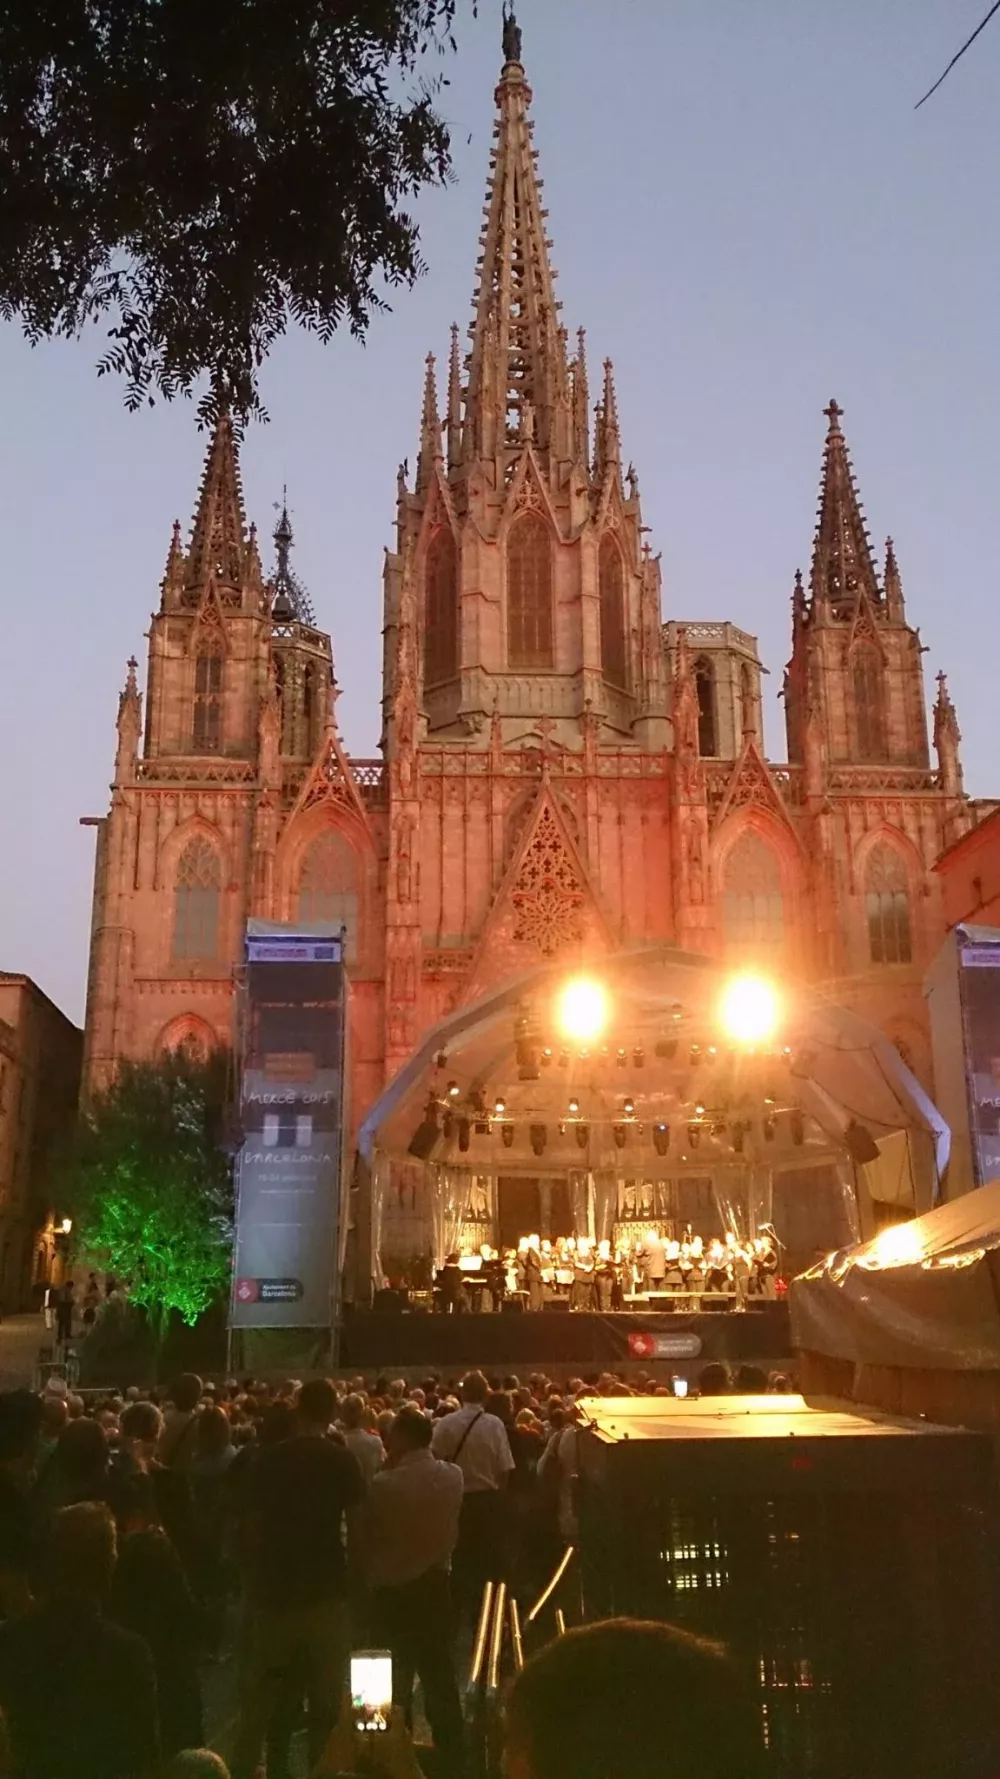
[231,927,346,1330]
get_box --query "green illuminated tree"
[65,1049,235,1345]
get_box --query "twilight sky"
[1,0,997,1026]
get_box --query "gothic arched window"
[193,636,224,753]
[723,831,784,955]
[740,662,755,737]
[172,838,222,961]
[865,845,912,965]
[599,534,628,689]
[694,656,717,757]
[852,643,886,762]
[297,831,359,961]
[425,528,458,688]
[508,513,553,671]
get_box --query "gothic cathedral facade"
[83,37,972,1186]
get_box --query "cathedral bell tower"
[383,11,668,755]
[783,400,931,771]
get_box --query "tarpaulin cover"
[790,1179,1000,1371]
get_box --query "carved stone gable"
[287,730,372,837]
[714,741,791,833]
[511,803,585,955]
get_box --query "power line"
[916,0,1000,108]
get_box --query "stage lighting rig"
[720,973,780,1046]
[530,1123,548,1156]
[447,1080,460,1099]
[568,1096,581,1116]
[688,1124,701,1149]
[690,1044,701,1066]
[575,1124,590,1149]
[501,1124,515,1149]
[493,1096,506,1116]
[653,1122,670,1156]
[623,1097,635,1117]
[632,1047,645,1067]
[557,977,607,1043]
[408,1095,441,1160]
[613,1124,627,1149]
[616,1047,628,1067]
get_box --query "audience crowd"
[0,1360,782,1777]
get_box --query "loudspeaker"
[548,1299,570,1314]
[373,1288,407,1313]
[844,1118,880,1166]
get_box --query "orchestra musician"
[521,1233,545,1312]
[435,1252,467,1314]
[571,1238,597,1312]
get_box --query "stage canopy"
[355,945,948,1285]
[791,1179,1000,1371]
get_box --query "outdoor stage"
[339,1301,790,1372]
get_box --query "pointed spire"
[447,325,462,471]
[934,670,964,797]
[160,519,185,607]
[570,327,590,470]
[115,656,141,785]
[186,412,248,596]
[463,21,568,467]
[596,358,621,483]
[671,628,700,760]
[117,656,140,726]
[269,491,316,625]
[416,353,442,493]
[883,535,905,621]
[810,399,881,619]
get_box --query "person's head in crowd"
[502,1374,520,1393]
[733,1364,768,1395]
[120,1400,164,1468]
[169,1373,204,1415]
[376,1409,395,1444]
[503,1618,763,1779]
[386,1403,433,1464]
[259,1401,296,1447]
[166,1750,232,1777]
[195,1405,232,1459]
[55,1415,109,1495]
[387,1378,406,1403]
[486,1390,515,1429]
[409,1387,426,1409]
[767,1371,793,1394]
[38,1392,68,1448]
[43,1501,117,1607]
[66,1393,85,1420]
[547,1408,567,1436]
[296,1377,337,1434]
[0,1389,43,1480]
[339,1392,369,1431]
[697,1363,730,1398]
[461,1370,490,1406]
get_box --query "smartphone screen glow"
[351,1651,393,1733]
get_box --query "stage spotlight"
[764,1087,777,1106]
[623,1097,635,1117]
[558,1048,570,1067]
[720,973,780,1046]
[694,1101,706,1117]
[706,1045,718,1064]
[763,1114,776,1142]
[688,1124,701,1149]
[790,1109,805,1146]
[568,1096,581,1116]
[501,1123,515,1149]
[653,1122,670,1156]
[557,976,608,1044]
[633,1047,645,1067]
[613,1123,627,1149]
[671,1003,684,1023]
[541,1046,553,1066]
[494,1096,506,1115]
[529,1123,548,1157]
[458,1118,471,1153]
[575,1123,590,1149]
[655,1038,678,1060]
[442,1111,455,1140]
[690,1044,701,1066]
[616,1046,628,1067]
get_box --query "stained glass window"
[193,638,224,752]
[866,846,912,965]
[425,528,458,687]
[173,838,222,960]
[852,644,886,762]
[599,534,627,688]
[723,831,784,955]
[508,513,553,670]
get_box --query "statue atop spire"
[809,398,881,619]
[502,4,522,66]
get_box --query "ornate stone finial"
[823,398,843,433]
[115,656,142,783]
[811,398,879,617]
[416,352,441,492]
[934,670,963,797]
[502,4,522,65]
[268,491,315,624]
[447,323,462,470]
[883,534,905,620]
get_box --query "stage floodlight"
[720,973,780,1046]
[541,1047,553,1067]
[613,1123,627,1149]
[575,1123,590,1149]
[653,1122,670,1156]
[442,1111,455,1140]
[690,1044,701,1066]
[501,1123,515,1149]
[568,1095,581,1116]
[458,1118,471,1153]
[633,1047,645,1068]
[408,1096,440,1160]
[671,1002,684,1023]
[557,977,608,1044]
[763,1114,776,1142]
[694,1100,706,1117]
[688,1124,700,1149]
[529,1123,547,1156]
[494,1096,506,1115]
[623,1097,635,1117]
[616,1047,628,1068]
[447,1080,460,1099]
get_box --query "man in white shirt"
[366,1406,464,1777]
[430,1370,513,1620]
[338,1393,384,1485]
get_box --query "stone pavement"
[0,1313,47,1389]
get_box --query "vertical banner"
[231,926,346,1329]
[959,941,1000,1189]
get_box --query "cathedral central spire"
[462,10,569,469]
[186,411,249,596]
[809,398,881,618]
